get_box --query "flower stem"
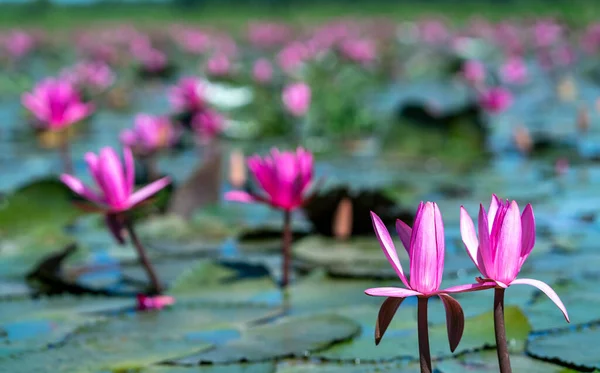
[59,139,73,175]
[417,297,432,373]
[494,288,512,373]
[281,210,292,288]
[125,221,162,295]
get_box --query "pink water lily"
[253,58,273,84]
[282,82,311,117]
[192,109,225,143]
[136,294,175,311]
[366,204,491,349]
[478,87,513,113]
[22,78,94,131]
[60,146,170,213]
[120,114,179,155]
[225,147,314,211]
[460,195,569,322]
[169,77,205,113]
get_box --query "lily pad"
[317,305,530,362]
[275,361,420,372]
[527,326,600,371]
[145,363,276,373]
[172,314,361,364]
[0,178,81,237]
[437,350,578,373]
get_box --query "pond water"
[1,19,600,372]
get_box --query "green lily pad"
[275,361,420,372]
[144,363,276,373]
[317,305,530,362]
[172,314,361,364]
[0,178,81,237]
[169,260,280,306]
[437,350,578,373]
[527,326,600,371]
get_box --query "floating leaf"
[172,314,361,364]
[527,326,600,371]
[275,361,420,372]
[317,305,530,362]
[437,350,577,373]
[144,363,275,373]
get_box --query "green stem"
[281,210,292,288]
[125,221,162,295]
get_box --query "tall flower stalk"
[460,195,570,373]
[61,147,170,295]
[225,147,315,288]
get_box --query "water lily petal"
[128,177,171,208]
[487,194,501,233]
[511,278,569,322]
[409,202,439,294]
[478,204,492,278]
[225,190,258,203]
[494,201,522,284]
[519,203,535,268]
[460,206,480,268]
[60,174,102,204]
[441,282,496,293]
[438,294,465,352]
[395,218,412,254]
[365,287,421,298]
[375,297,405,345]
[123,147,135,197]
[371,212,409,288]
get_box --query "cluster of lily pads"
[0,14,599,373]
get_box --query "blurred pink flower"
[206,53,231,77]
[500,57,528,84]
[60,147,170,213]
[532,20,563,48]
[418,19,449,45]
[168,77,205,113]
[282,82,311,117]
[277,42,308,72]
[22,78,94,130]
[136,294,175,310]
[461,60,486,85]
[581,23,600,54]
[192,109,225,143]
[62,61,115,92]
[253,58,273,84]
[120,114,179,154]
[479,87,513,113]
[3,30,35,59]
[339,38,376,65]
[248,22,291,49]
[138,49,168,72]
[225,147,314,211]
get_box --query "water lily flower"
[282,82,311,117]
[225,147,314,211]
[253,58,273,84]
[22,78,94,131]
[3,30,35,59]
[462,60,486,86]
[62,61,115,92]
[120,114,179,155]
[366,205,492,350]
[169,77,205,113]
[192,109,225,143]
[61,147,170,294]
[206,53,231,77]
[500,57,528,85]
[478,87,513,113]
[60,147,170,214]
[225,147,315,287]
[459,195,569,321]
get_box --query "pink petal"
[136,294,175,311]
[128,177,171,208]
[409,202,439,294]
[494,201,522,284]
[433,202,445,292]
[364,287,421,298]
[460,206,480,268]
[370,212,409,288]
[98,147,128,207]
[395,219,412,255]
[441,282,496,294]
[487,194,501,233]
[123,147,135,197]
[224,190,258,204]
[84,152,103,189]
[63,103,93,125]
[60,174,102,204]
[511,278,570,322]
[477,204,492,278]
[374,297,405,345]
[438,294,465,352]
[519,204,535,268]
